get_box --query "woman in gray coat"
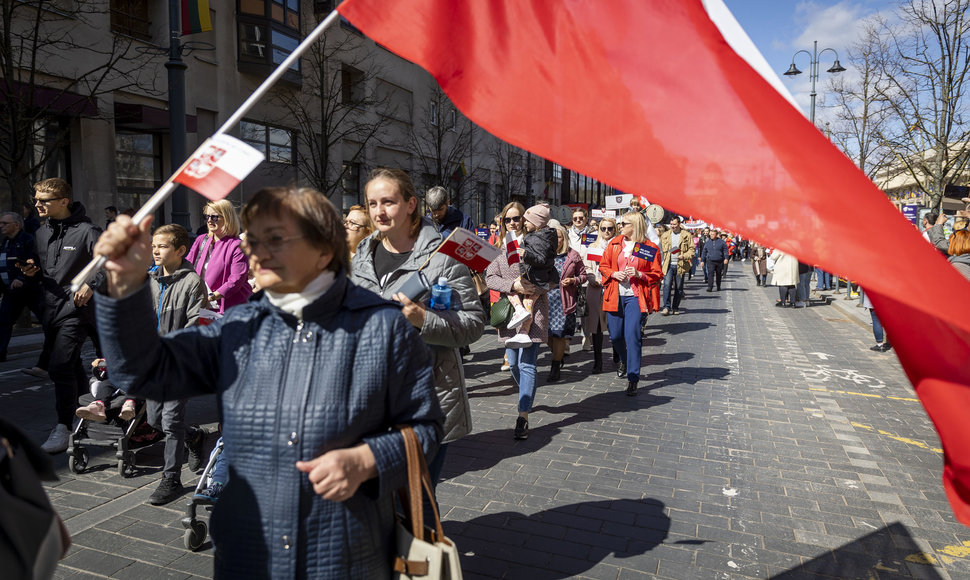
[92,187,442,578]
[351,168,484,486]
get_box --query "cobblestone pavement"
[1,265,966,579]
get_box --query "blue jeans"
[870,310,884,344]
[607,295,644,383]
[661,264,683,310]
[815,268,831,290]
[209,436,228,485]
[797,270,812,301]
[507,344,539,413]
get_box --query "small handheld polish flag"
[174,134,264,201]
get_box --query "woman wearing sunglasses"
[186,200,252,313]
[582,217,617,374]
[486,201,549,439]
[599,211,663,396]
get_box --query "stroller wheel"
[184,519,208,551]
[118,451,136,478]
[68,448,89,474]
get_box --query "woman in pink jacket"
[186,200,252,313]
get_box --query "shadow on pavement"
[647,321,715,335]
[445,498,669,579]
[446,391,672,474]
[769,522,948,579]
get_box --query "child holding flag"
[505,204,558,348]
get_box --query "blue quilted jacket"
[95,271,443,579]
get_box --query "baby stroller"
[182,437,223,551]
[67,364,164,477]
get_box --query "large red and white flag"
[505,232,520,266]
[173,135,264,201]
[339,0,970,522]
[437,228,500,272]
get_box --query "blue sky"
[723,0,897,119]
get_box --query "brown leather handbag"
[392,426,462,579]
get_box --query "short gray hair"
[425,186,449,210]
[1,211,23,229]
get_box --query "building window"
[240,120,294,164]
[552,163,562,182]
[115,133,161,190]
[449,108,457,131]
[429,101,438,126]
[111,0,151,40]
[341,161,361,209]
[237,0,300,77]
[341,65,365,105]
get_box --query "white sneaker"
[507,307,531,330]
[500,363,511,371]
[41,424,70,454]
[505,333,533,349]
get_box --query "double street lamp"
[783,40,846,124]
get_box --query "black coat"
[34,202,104,325]
[522,227,558,287]
[0,230,39,293]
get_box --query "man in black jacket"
[699,229,729,292]
[21,178,104,453]
[0,212,42,362]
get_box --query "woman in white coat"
[581,217,617,373]
[769,249,799,307]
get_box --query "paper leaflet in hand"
[198,308,222,326]
[580,232,597,246]
[475,227,490,240]
[173,134,264,201]
[437,227,501,271]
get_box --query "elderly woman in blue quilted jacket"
[92,187,442,578]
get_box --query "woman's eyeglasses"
[242,235,305,255]
[204,214,222,222]
[503,216,522,224]
[600,227,615,232]
[344,220,364,230]
[617,221,631,227]
[572,216,586,222]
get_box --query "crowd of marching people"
[5,168,970,577]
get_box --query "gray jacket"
[351,222,485,443]
[149,259,207,335]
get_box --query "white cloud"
[794,1,866,50]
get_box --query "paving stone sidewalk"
[8,264,964,579]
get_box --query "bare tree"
[875,0,970,211]
[486,137,526,207]
[408,83,472,205]
[824,15,898,180]
[271,27,394,199]
[0,0,159,209]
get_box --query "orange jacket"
[599,236,664,313]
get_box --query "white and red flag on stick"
[504,232,520,266]
[437,228,500,271]
[173,135,264,201]
[338,0,970,523]
[585,246,603,263]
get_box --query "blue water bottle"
[430,277,451,311]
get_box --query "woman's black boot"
[591,333,604,373]
[547,360,563,382]
[626,381,638,396]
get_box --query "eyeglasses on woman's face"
[503,215,522,224]
[344,219,364,231]
[572,216,586,223]
[242,234,305,255]
[617,221,632,227]
[204,214,222,222]
[600,226,615,233]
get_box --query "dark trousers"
[778,286,796,304]
[146,399,188,480]
[706,262,724,290]
[49,318,91,426]
[0,287,44,357]
[662,265,684,310]
[607,295,644,383]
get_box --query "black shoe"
[869,344,884,352]
[706,288,713,292]
[616,361,626,378]
[626,381,638,396]
[513,416,529,440]
[149,477,183,506]
[881,342,893,352]
[185,425,206,471]
[591,358,603,374]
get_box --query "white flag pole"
[70,9,343,293]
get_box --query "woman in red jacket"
[599,211,663,396]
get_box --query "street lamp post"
[783,40,846,124]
